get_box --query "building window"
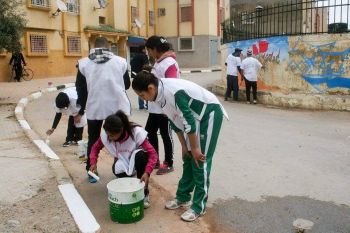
[29,33,48,55]
[149,11,155,26]
[30,0,50,8]
[99,16,106,25]
[178,37,194,51]
[66,0,79,14]
[180,6,192,22]
[67,35,81,54]
[131,6,139,22]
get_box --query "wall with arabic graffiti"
[222,34,350,94]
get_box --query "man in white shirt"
[225,48,243,101]
[241,49,263,104]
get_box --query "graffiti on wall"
[227,36,289,65]
[288,36,350,92]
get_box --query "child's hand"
[74,114,82,124]
[140,173,149,187]
[89,164,97,173]
[46,128,54,135]
[192,147,206,168]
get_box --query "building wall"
[0,0,157,82]
[222,33,350,94]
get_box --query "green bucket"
[107,178,145,224]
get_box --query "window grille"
[30,34,48,54]
[149,11,155,26]
[67,36,81,54]
[131,6,139,22]
[66,0,80,14]
[30,0,50,8]
[179,37,194,50]
[180,6,192,22]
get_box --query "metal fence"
[222,0,350,43]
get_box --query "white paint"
[65,83,75,88]
[31,92,42,99]
[58,184,100,233]
[15,107,23,114]
[33,140,60,160]
[180,71,191,74]
[293,218,314,230]
[201,70,211,73]
[46,87,58,92]
[19,98,29,106]
[18,120,31,130]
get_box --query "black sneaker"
[62,141,71,147]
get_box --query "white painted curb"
[59,184,101,233]
[15,83,101,233]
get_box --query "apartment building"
[0,0,228,82]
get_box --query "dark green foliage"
[0,0,27,52]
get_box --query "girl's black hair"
[103,110,139,140]
[55,92,69,108]
[132,67,159,92]
[145,35,170,53]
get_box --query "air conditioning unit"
[158,8,166,16]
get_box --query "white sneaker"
[180,209,206,222]
[165,199,191,210]
[144,195,150,209]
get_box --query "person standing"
[46,87,86,147]
[132,70,228,222]
[144,36,179,175]
[224,48,242,101]
[130,45,149,110]
[9,50,26,82]
[241,49,263,104]
[75,36,131,183]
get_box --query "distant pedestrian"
[9,50,26,82]
[46,87,86,147]
[225,48,242,101]
[75,36,131,183]
[89,110,157,208]
[132,69,228,222]
[130,45,149,110]
[145,35,180,175]
[241,49,263,104]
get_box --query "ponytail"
[103,110,140,140]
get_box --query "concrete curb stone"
[14,83,100,233]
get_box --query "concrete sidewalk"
[0,77,80,232]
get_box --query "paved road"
[25,72,350,233]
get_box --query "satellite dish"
[98,0,107,8]
[94,0,107,10]
[57,0,68,12]
[134,18,143,28]
[52,0,67,16]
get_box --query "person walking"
[132,70,228,222]
[9,50,26,82]
[144,36,179,175]
[88,110,157,208]
[75,36,131,183]
[130,45,149,110]
[224,48,242,101]
[241,49,263,104]
[46,87,86,147]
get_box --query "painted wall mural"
[288,36,350,92]
[226,36,289,91]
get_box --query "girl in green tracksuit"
[132,69,228,222]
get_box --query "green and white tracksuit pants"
[175,104,223,215]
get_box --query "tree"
[0,0,27,53]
